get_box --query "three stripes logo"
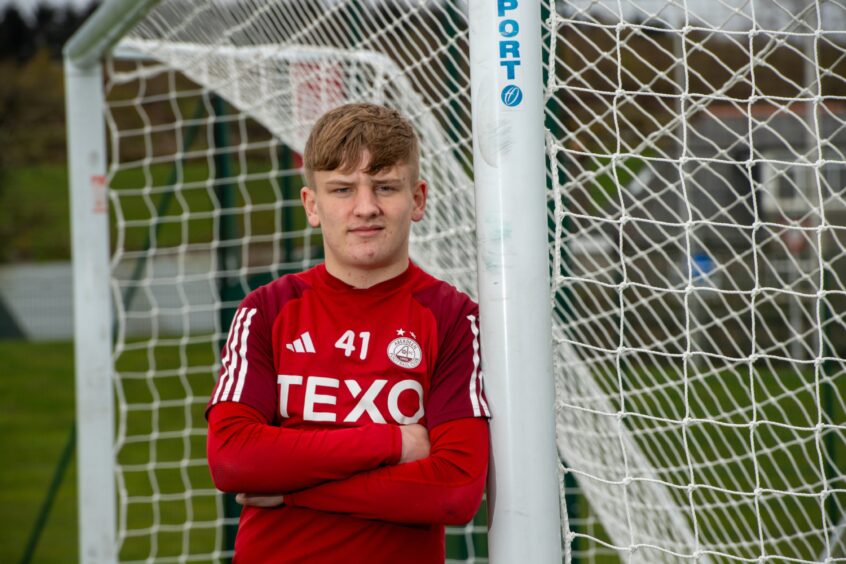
[213,307,258,404]
[286,331,316,353]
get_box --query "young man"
[206,103,490,563]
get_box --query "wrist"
[389,424,403,465]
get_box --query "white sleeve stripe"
[232,308,258,402]
[478,369,490,417]
[467,314,482,417]
[213,307,245,404]
[220,308,248,401]
[472,315,490,417]
[218,308,249,403]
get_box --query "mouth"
[349,226,384,237]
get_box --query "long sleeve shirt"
[206,262,490,563]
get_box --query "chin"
[348,251,398,269]
[350,256,387,268]
[347,247,387,265]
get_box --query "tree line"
[0,2,99,63]
[0,3,102,261]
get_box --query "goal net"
[103,1,480,561]
[80,0,845,562]
[549,1,846,562]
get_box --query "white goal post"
[66,0,846,563]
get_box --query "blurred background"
[4,0,846,562]
[0,1,98,562]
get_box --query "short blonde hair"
[303,103,420,187]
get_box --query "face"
[301,153,427,285]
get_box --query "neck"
[324,259,410,289]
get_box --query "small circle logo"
[501,85,523,107]
[387,337,422,369]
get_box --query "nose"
[353,186,380,218]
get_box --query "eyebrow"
[323,177,404,185]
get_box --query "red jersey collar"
[315,260,420,294]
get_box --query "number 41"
[335,330,371,360]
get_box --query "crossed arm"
[207,402,489,525]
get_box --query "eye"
[376,185,398,194]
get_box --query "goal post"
[65,0,846,563]
[65,2,163,561]
[65,57,116,564]
[468,0,562,561]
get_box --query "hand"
[235,493,285,508]
[399,424,430,463]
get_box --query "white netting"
[549,0,846,562]
[105,1,482,561]
[93,0,846,562]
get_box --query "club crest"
[387,336,422,369]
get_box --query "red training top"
[206,262,490,563]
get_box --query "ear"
[411,179,427,222]
[301,186,321,228]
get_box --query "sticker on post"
[91,175,107,214]
[498,0,523,108]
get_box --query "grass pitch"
[3,336,839,562]
[0,341,77,563]
[0,339,487,563]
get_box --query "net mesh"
[95,0,846,562]
[106,1,482,561]
[549,1,846,562]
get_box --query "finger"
[240,494,284,508]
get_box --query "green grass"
[0,341,77,563]
[0,164,72,262]
[3,338,842,563]
[112,337,223,562]
[1,157,310,264]
[0,338,237,563]
[108,157,308,253]
[582,151,653,211]
[0,339,487,562]
[563,359,846,563]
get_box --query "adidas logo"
[286,331,315,353]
